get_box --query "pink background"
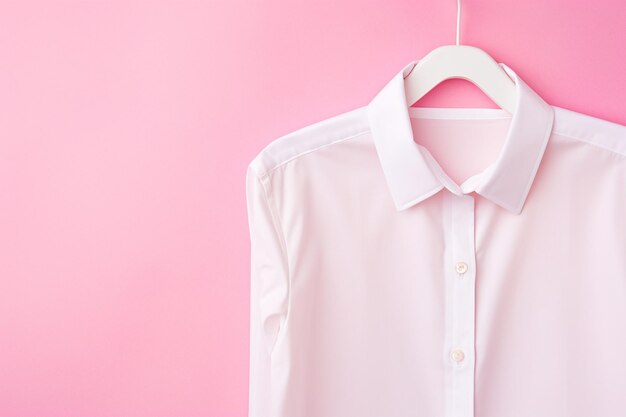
[1,1,624,416]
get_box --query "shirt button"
[455,261,468,275]
[451,349,465,362]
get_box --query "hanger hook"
[456,0,461,45]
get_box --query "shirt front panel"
[246,105,626,417]
[473,130,626,417]
[268,130,447,417]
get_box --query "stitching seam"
[258,171,292,357]
[552,129,626,157]
[259,130,371,179]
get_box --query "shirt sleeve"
[245,164,290,417]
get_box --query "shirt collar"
[366,60,555,215]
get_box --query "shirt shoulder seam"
[248,106,370,179]
[551,129,626,157]
[551,106,626,157]
[260,129,371,178]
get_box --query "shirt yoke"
[248,104,626,179]
[552,106,626,158]
[248,106,371,179]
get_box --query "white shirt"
[245,60,626,417]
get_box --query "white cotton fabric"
[245,60,626,417]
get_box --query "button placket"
[443,192,476,417]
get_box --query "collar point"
[502,199,525,215]
[392,185,445,211]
